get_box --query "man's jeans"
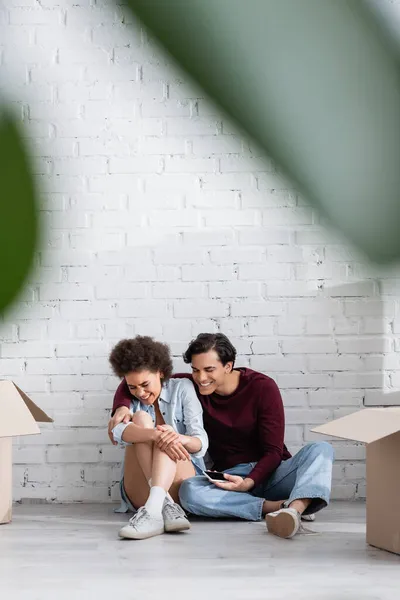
[179,442,334,521]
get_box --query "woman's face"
[125,370,163,405]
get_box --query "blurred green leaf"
[127,0,400,263]
[0,112,39,314]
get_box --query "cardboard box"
[0,380,52,524]
[312,407,400,555]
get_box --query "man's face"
[125,370,163,405]
[191,350,233,395]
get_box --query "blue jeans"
[179,442,334,521]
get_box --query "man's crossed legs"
[179,441,334,538]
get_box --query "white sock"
[148,479,174,504]
[145,486,166,517]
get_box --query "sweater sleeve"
[111,379,132,416]
[248,378,286,487]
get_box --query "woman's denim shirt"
[112,377,208,459]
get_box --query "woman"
[109,336,208,540]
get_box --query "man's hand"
[211,474,254,493]
[156,425,191,461]
[108,406,132,445]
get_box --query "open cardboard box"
[312,407,400,555]
[0,380,53,524]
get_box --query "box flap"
[311,407,400,443]
[13,384,53,423]
[0,381,53,438]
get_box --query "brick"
[333,372,383,389]
[209,282,260,299]
[39,283,93,302]
[191,135,243,155]
[241,190,296,209]
[173,301,229,318]
[13,448,46,464]
[326,281,377,297]
[47,446,100,463]
[2,342,54,358]
[277,374,332,388]
[188,192,238,209]
[277,317,304,336]
[281,338,337,354]
[337,337,391,354]
[60,301,115,320]
[238,264,291,281]
[109,157,162,174]
[10,7,62,25]
[308,390,363,407]
[285,408,332,425]
[17,322,46,341]
[117,300,168,318]
[182,230,235,246]
[182,265,235,282]
[262,208,313,226]
[345,463,366,480]
[308,355,363,372]
[288,299,342,316]
[148,209,200,228]
[305,316,334,335]
[0,323,18,342]
[153,248,205,265]
[96,283,148,300]
[164,157,216,173]
[231,301,284,317]
[247,317,275,336]
[201,173,254,191]
[204,209,259,227]
[165,117,219,136]
[250,338,279,354]
[153,283,204,299]
[139,136,186,155]
[250,355,306,373]
[209,247,263,264]
[0,359,25,376]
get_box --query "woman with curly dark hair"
[108,336,208,541]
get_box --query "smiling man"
[110,333,334,539]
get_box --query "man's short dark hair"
[183,333,237,367]
[109,336,173,380]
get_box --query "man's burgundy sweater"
[112,368,291,487]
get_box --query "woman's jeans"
[179,442,334,521]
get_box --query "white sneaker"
[265,507,301,539]
[301,513,316,522]
[119,506,164,540]
[162,500,191,533]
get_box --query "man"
[110,333,334,539]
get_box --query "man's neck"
[215,369,241,396]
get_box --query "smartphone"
[203,470,227,483]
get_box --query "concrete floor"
[0,501,398,600]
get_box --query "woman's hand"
[108,407,132,445]
[156,425,191,461]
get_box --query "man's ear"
[225,362,233,374]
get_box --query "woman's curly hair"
[109,336,173,380]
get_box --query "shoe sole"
[164,521,191,533]
[119,526,164,540]
[265,512,298,539]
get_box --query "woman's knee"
[131,410,153,428]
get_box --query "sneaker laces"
[128,506,150,529]
[163,501,187,520]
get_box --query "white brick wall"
[1,0,400,503]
